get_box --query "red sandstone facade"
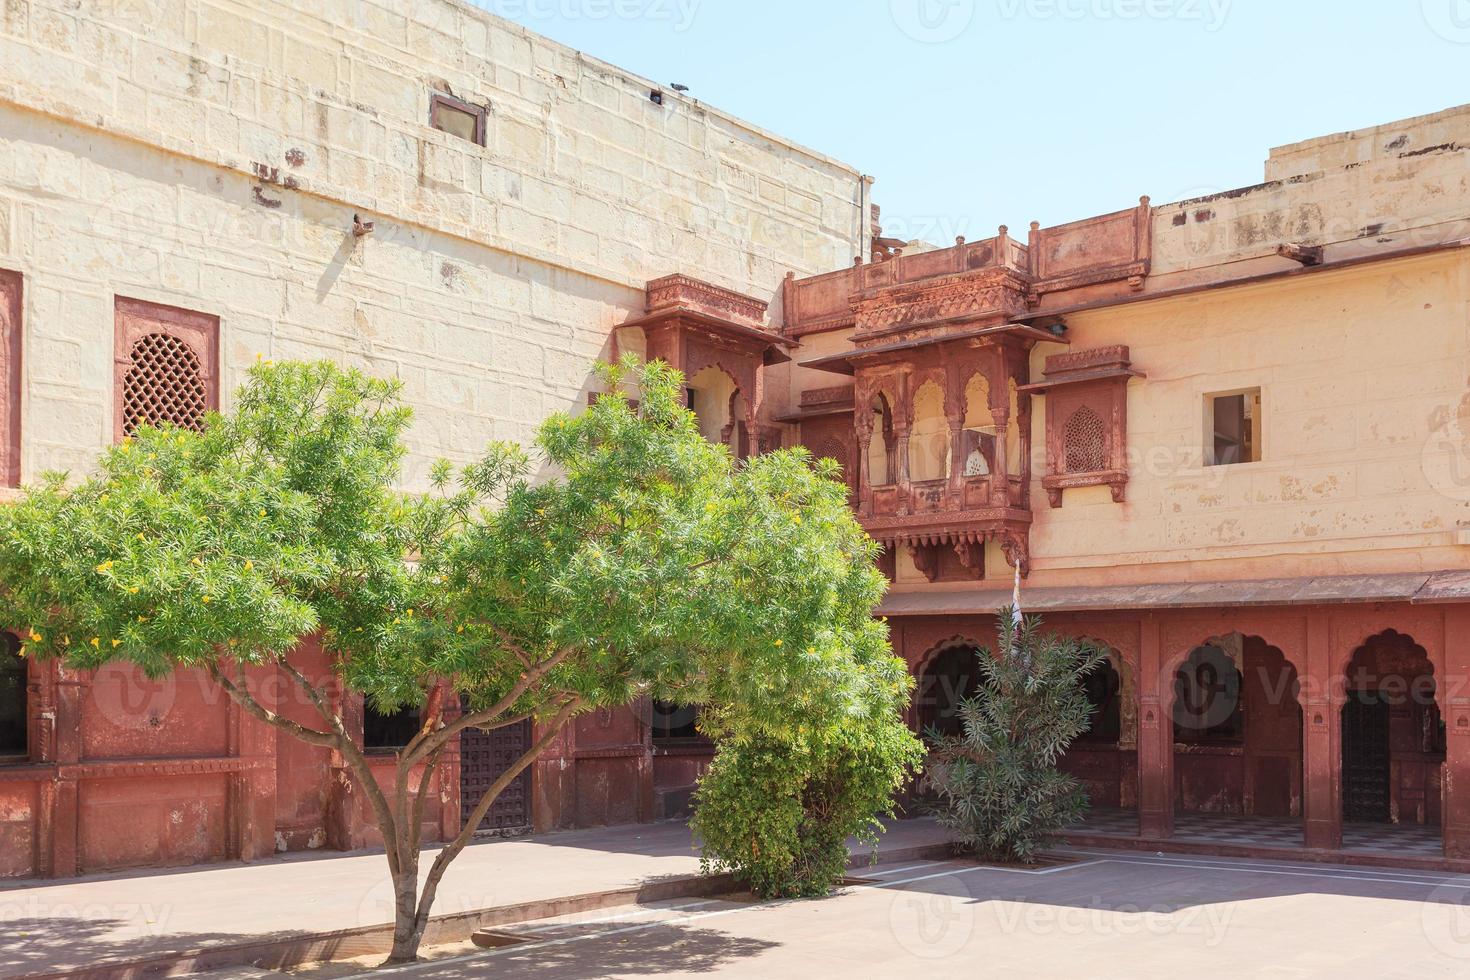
[8,90,1470,877]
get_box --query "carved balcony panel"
[620,274,797,459]
[1019,345,1145,508]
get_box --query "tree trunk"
[386,865,425,963]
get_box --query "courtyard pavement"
[0,818,951,978]
[358,848,1470,979]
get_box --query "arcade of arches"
[897,603,1470,861]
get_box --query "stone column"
[1442,606,1470,858]
[233,663,279,862]
[854,400,874,515]
[1302,609,1342,850]
[1137,616,1173,838]
[49,666,87,877]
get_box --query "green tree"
[0,355,904,962]
[924,612,1106,864]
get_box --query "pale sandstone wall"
[0,0,865,486]
[1026,248,1470,585]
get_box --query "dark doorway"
[1342,692,1391,823]
[916,646,984,740]
[459,694,532,833]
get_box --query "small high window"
[364,703,421,752]
[1206,388,1261,466]
[651,700,702,743]
[0,633,26,759]
[430,92,487,146]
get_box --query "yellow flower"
[29,631,41,643]
[406,608,414,618]
[119,442,131,454]
[228,638,237,648]
[61,636,70,647]
[90,637,100,648]
[95,560,114,573]
[128,586,139,595]
[136,532,146,541]
[192,557,203,567]
[792,515,802,524]
[456,625,464,634]
[16,646,25,658]
[137,615,147,623]
[111,638,122,648]
[100,494,109,504]
[774,639,783,647]
[244,560,254,571]
[201,595,213,604]
[258,509,266,518]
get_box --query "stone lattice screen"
[121,333,209,436]
[113,298,219,442]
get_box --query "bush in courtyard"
[925,612,1106,864]
[692,681,923,898]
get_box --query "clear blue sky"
[479,0,1470,242]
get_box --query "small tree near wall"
[925,612,1106,864]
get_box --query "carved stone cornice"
[645,274,768,327]
[852,267,1031,339]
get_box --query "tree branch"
[401,646,576,767]
[278,659,404,878]
[207,662,339,748]
[410,696,581,937]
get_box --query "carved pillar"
[1017,386,1033,511]
[854,396,874,516]
[1443,606,1470,858]
[1137,616,1173,838]
[945,365,966,503]
[1302,610,1341,850]
[894,375,914,515]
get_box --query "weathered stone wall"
[0,0,866,487]
[1025,248,1470,584]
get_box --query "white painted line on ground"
[1060,846,1470,881]
[1058,849,1470,889]
[512,897,727,932]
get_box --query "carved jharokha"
[793,229,1079,579]
[1020,345,1144,508]
[622,274,794,457]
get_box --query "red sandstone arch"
[1162,633,1304,821]
[910,635,988,737]
[1338,630,1443,828]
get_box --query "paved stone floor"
[1071,807,1444,856]
[350,849,1470,978]
[0,818,950,979]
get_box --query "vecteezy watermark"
[1421,875,1470,959]
[889,874,976,958]
[997,0,1231,30]
[890,0,978,43]
[1423,393,1470,502]
[990,898,1235,943]
[0,897,174,937]
[476,0,702,32]
[1421,0,1470,43]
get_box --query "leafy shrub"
[692,713,922,899]
[925,611,1106,864]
